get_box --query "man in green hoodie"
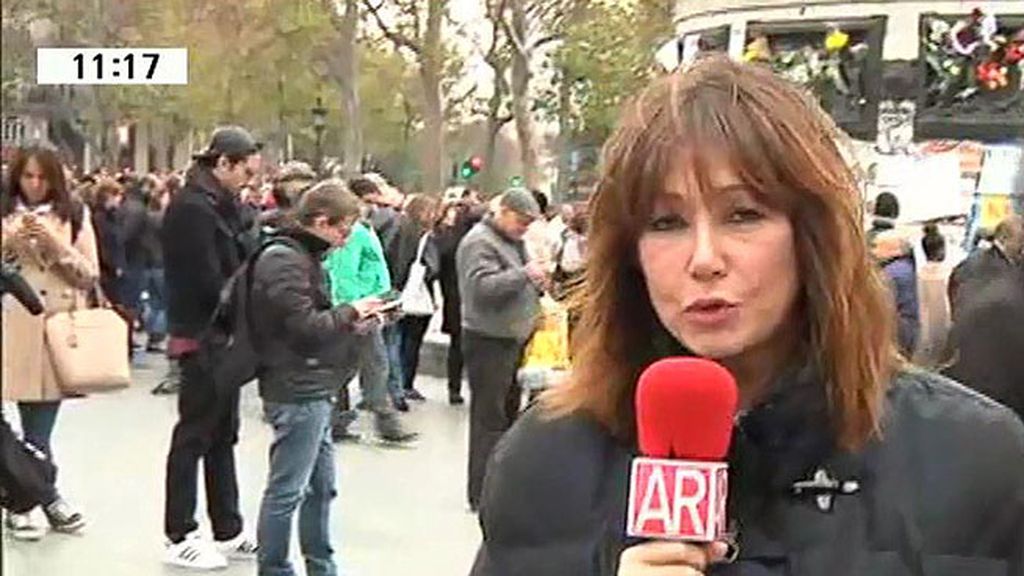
[323,199,417,443]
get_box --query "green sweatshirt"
[323,221,392,305]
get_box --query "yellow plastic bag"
[519,298,569,390]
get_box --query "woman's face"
[637,158,800,364]
[19,157,51,205]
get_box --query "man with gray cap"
[456,188,547,511]
[161,126,261,569]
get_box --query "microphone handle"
[0,265,45,316]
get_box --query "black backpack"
[201,235,302,395]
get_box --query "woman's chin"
[674,335,747,362]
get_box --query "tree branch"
[447,84,478,109]
[362,0,422,55]
[500,11,528,57]
[531,33,561,50]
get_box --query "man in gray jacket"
[456,188,546,511]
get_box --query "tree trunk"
[509,0,538,189]
[555,66,572,203]
[483,77,506,194]
[339,0,362,174]
[419,0,445,195]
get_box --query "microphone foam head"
[636,357,739,460]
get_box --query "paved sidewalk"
[2,354,480,576]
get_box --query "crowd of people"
[1,56,1021,576]
[0,127,590,574]
[867,191,1024,422]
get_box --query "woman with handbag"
[1,146,99,539]
[386,194,440,403]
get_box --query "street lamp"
[311,96,327,174]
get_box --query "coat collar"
[276,227,333,259]
[731,363,840,495]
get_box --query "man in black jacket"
[945,215,1024,421]
[250,180,385,576]
[161,126,261,570]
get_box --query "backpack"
[201,235,302,395]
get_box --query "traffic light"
[460,156,483,180]
[509,175,524,187]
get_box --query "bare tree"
[477,0,513,192]
[363,0,447,194]
[323,0,363,174]
[500,0,570,190]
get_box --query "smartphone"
[381,289,402,303]
[376,299,403,314]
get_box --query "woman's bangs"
[681,93,797,213]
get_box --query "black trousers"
[447,328,464,398]
[463,331,525,508]
[164,353,243,543]
[400,315,432,391]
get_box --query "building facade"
[670,0,1024,143]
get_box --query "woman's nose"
[687,221,726,280]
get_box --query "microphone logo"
[625,457,729,542]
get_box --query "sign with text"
[625,458,728,542]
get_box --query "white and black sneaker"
[164,533,228,571]
[215,534,258,561]
[5,511,45,541]
[44,499,86,534]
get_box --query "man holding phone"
[249,180,396,576]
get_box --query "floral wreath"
[743,26,869,102]
[924,8,1024,98]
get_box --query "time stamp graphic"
[37,48,188,85]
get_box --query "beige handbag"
[45,288,131,394]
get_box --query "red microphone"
[625,358,738,542]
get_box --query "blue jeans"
[18,401,60,459]
[142,267,167,339]
[257,401,337,576]
[382,324,405,404]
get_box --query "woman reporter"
[470,56,1023,575]
[1,146,99,539]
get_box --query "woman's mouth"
[683,298,739,327]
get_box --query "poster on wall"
[978,195,1016,229]
[976,144,1024,197]
[873,150,967,222]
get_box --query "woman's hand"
[618,541,729,576]
[18,216,60,251]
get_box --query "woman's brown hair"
[89,179,124,212]
[1,145,75,222]
[404,194,439,230]
[544,55,900,451]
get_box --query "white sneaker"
[215,534,258,561]
[163,533,228,571]
[6,511,45,541]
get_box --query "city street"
[2,352,481,576]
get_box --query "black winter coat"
[471,369,1024,576]
[948,245,1017,319]
[250,228,361,404]
[119,193,149,269]
[162,166,249,339]
[385,216,439,292]
[945,265,1024,421]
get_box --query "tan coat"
[2,208,100,402]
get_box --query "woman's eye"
[728,208,765,224]
[648,214,688,232]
